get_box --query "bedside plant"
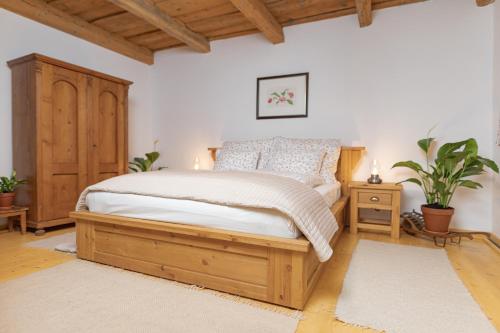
[129,151,160,172]
[0,171,27,209]
[392,137,498,234]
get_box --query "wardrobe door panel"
[51,175,80,217]
[39,64,88,221]
[98,91,118,164]
[89,78,127,184]
[52,81,78,163]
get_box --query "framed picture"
[256,72,309,120]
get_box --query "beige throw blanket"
[76,170,338,261]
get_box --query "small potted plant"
[392,137,498,234]
[128,140,166,173]
[128,151,161,172]
[0,171,27,209]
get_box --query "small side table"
[349,182,402,239]
[1,207,28,234]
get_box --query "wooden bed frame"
[70,146,364,309]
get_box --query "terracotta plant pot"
[421,204,454,234]
[0,192,15,209]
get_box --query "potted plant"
[129,152,163,172]
[0,171,27,209]
[392,137,498,234]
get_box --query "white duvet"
[86,182,341,239]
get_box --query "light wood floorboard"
[0,228,75,282]
[0,227,498,332]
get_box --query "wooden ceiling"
[0,0,495,65]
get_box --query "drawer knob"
[370,196,380,202]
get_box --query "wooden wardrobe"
[8,54,131,233]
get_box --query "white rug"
[335,240,496,333]
[0,260,299,333]
[25,232,76,253]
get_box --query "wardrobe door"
[88,77,128,184]
[39,64,88,221]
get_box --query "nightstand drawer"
[358,191,392,206]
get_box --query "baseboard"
[488,233,500,248]
[472,232,500,253]
[448,227,489,235]
[446,228,499,252]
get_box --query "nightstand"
[349,182,402,239]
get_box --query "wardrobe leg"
[34,229,45,236]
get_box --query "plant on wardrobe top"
[0,171,27,193]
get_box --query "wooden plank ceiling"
[0,0,495,64]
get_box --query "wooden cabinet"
[349,182,402,239]
[8,54,131,233]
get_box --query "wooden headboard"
[208,146,365,196]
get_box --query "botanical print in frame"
[257,73,309,119]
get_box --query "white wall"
[0,9,154,177]
[1,1,497,233]
[152,0,496,232]
[493,2,500,238]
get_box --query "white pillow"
[272,137,341,183]
[257,170,324,187]
[267,150,325,176]
[219,138,273,169]
[213,150,260,171]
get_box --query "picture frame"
[256,72,309,120]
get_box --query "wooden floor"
[0,227,498,332]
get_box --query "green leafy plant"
[129,151,160,172]
[0,170,27,193]
[392,137,498,208]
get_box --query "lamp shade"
[194,156,200,170]
[367,159,382,184]
[370,159,381,176]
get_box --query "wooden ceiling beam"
[229,0,284,44]
[107,0,210,53]
[476,0,495,6]
[355,0,372,28]
[0,0,154,64]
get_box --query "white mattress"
[86,182,341,239]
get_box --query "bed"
[70,143,363,310]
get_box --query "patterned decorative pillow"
[267,150,325,176]
[219,138,273,169]
[271,137,341,183]
[213,150,260,171]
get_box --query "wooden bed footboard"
[70,196,348,310]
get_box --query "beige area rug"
[0,260,299,333]
[25,231,76,253]
[335,240,496,333]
